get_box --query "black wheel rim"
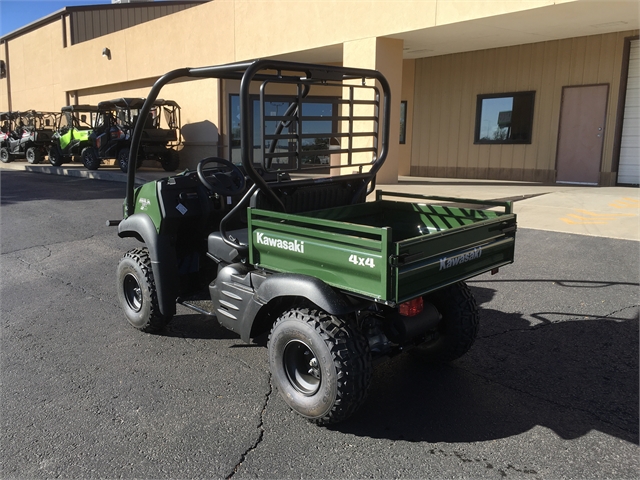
[283,340,321,396]
[123,273,143,312]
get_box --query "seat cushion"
[207,228,248,264]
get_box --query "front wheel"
[268,308,372,425]
[414,281,479,362]
[116,248,171,333]
[26,147,42,164]
[81,147,100,170]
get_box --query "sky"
[0,1,112,37]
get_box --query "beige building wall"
[1,0,636,179]
[399,59,415,176]
[2,19,67,112]
[410,30,639,185]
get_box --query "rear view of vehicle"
[111,60,517,426]
[49,105,98,167]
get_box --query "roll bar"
[124,59,391,220]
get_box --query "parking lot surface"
[1,166,638,479]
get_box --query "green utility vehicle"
[111,60,517,425]
[49,105,98,167]
[82,98,181,172]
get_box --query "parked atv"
[110,61,517,425]
[82,98,181,172]
[48,105,98,167]
[1,110,58,164]
[0,111,15,163]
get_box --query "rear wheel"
[268,308,372,425]
[116,248,171,333]
[0,147,11,163]
[117,148,132,173]
[413,281,479,362]
[81,147,100,170]
[48,147,64,166]
[161,150,180,172]
[26,147,42,164]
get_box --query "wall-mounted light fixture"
[102,48,111,60]
[0,60,6,79]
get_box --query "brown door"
[556,84,609,185]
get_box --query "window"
[475,91,535,144]
[399,101,407,144]
[229,94,336,167]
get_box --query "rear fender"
[118,213,177,317]
[238,273,358,342]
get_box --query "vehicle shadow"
[333,285,639,445]
[161,313,239,341]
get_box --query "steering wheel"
[196,157,246,196]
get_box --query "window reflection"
[475,91,535,144]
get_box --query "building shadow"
[0,170,124,205]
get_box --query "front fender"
[118,213,177,317]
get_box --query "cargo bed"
[248,191,517,305]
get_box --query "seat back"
[250,177,368,214]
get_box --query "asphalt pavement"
[0,165,638,479]
[2,160,638,241]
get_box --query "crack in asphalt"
[426,448,538,477]
[471,306,638,434]
[11,246,119,308]
[461,364,637,436]
[478,304,639,340]
[226,377,272,480]
[2,235,98,256]
[604,304,640,318]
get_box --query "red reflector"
[399,297,424,317]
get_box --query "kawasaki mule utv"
[111,60,517,425]
[48,105,99,167]
[0,110,59,164]
[81,98,181,172]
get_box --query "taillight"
[399,297,424,317]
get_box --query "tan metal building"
[1,0,638,185]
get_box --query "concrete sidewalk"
[1,161,638,241]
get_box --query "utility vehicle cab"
[112,60,517,425]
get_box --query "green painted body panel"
[248,192,516,304]
[129,181,163,232]
[59,128,91,151]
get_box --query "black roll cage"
[124,59,391,242]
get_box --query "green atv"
[111,60,517,425]
[48,105,98,167]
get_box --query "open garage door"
[618,39,639,185]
